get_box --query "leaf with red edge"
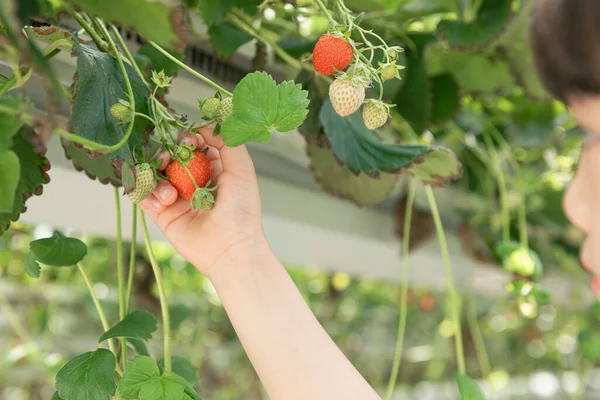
[319,99,462,186]
[307,142,399,207]
[0,124,50,236]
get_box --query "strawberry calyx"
[190,180,218,211]
[173,143,196,164]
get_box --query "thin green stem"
[0,75,16,97]
[134,112,157,126]
[114,188,127,368]
[466,297,491,378]
[125,205,138,314]
[425,185,466,374]
[140,210,171,371]
[0,45,62,97]
[71,11,110,53]
[148,41,233,97]
[488,127,529,248]
[482,131,510,243]
[314,0,337,26]
[385,181,416,400]
[77,264,123,376]
[109,24,146,83]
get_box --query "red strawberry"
[312,33,353,76]
[165,147,212,203]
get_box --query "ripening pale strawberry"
[200,97,221,119]
[329,77,365,116]
[313,33,353,76]
[127,163,157,204]
[219,97,233,124]
[165,147,212,203]
[362,101,389,130]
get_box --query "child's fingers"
[155,152,170,171]
[179,132,203,148]
[139,181,178,217]
[197,126,224,149]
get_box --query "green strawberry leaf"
[51,391,63,400]
[15,0,63,23]
[158,356,200,385]
[24,251,41,278]
[0,124,51,236]
[0,97,25,151]
[319,99,462,185]
[208,22,253,58]
[429,74,460,125]
[295,69,327,140]
[56,349,117,400]
[437,0,512,49]
[137,43,184,78]
[0,151,20,212]
[23,25,80,51]
[69,40,152,168]
[61,140,123,186]
[169,303,193,330]
[455,373,486,400]
[221,71,309,147]
[68,0,189,51]
[128,338,151,356]
[119,356,201,400]
[197,0,260,25]
[427,48,515,94]
[29,232,87,267]
[393,34,436,135]
[99,310,157,343]
[307,142,399,206]
[492,0,549,100]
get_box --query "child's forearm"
[206,238,381,400]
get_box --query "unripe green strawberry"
[362,101,389,130]
[329,77,365,117]
[200,97,221,119]
[380,63,399,81]
[503,247,543,279]
[219,97,233,123]
[127,163,157,204]
[110,102,132,122]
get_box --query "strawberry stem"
[425,185,466,374]
[385,180,416,400]
[149,41,233,97]
[140,211,172,371]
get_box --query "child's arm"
[140,129,381,400]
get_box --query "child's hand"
[139,128,266,279]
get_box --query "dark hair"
[531,0,600,102]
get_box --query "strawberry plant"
[0,0,576,399]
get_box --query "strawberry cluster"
[311,25,403,130]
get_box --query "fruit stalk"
[425,185,466,374]
[114,188,127,368]
[140,210,172,371]
[76,263,124,376]
[149,41,233,97]
[385,181,416,400]
[466,296,491,378]
[125,205,138,314]
[481,130,510,243]
[313,0,337,26]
